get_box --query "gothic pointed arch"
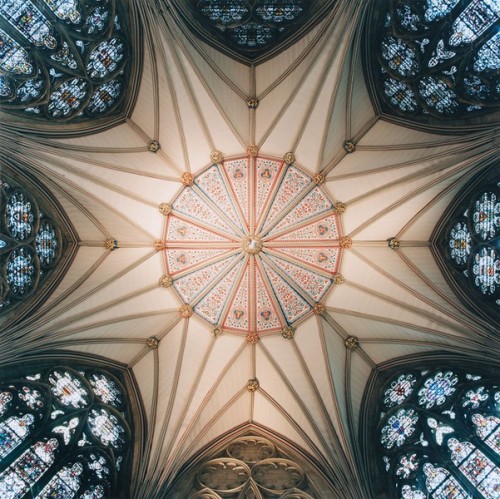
[163,423,339,498]
[363,0,500,133]
[0,351,144,499]
[431,162,499,330]
[166,0,335,65]
[0,0,142,136]
[0,159,78,328]
[360,352,500,499]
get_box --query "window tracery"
[366,0,499,126]
[374,366,499,498]
[0,365,132,498]
[0,0,131,122]
[0,174,61,315]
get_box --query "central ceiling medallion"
[164,154,344,334]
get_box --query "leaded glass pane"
[369,0,500,122]
[0,0,132,122]
[0,364,133,497]
[373,366,500,498]
[0,173,62,315]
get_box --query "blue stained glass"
[87,78,123,114]
[471,245,500,296]
[383,373,416,407]
[88,408,126,449]
[16,79,44,103]
[256,2,303,23]
[418,371,458,408]
[0,0,57,49]
[199,0,248,24]
[474,33,500,71]
[84,7,109,34]
[419,76,459,114]
[383,77,418,112]
[462,386,489,409]
[38,462,83,498]
[448,221,471,265]
[472,413,500,454]
[0,392,13,417]
[233,22,273,47]
[86,38,125,79]
[89,373,122,407]
[0,414,35,460]
[423,463,469,498]
[50,42,78,70]
[36,220,59,268]
[425,0,460,22]
[396,1,421,31]
[0,29,33,74]
[0,75,14,98]
[42,0,81,23]
[449,0,500,47]
[381,37,419,77]
[381,408,418,449]
[464,75,491,100]
[6,247,36,297]
[47,78,88,118]
[5,191,35,241]
[80,484,105,498]
[472,192,500,240]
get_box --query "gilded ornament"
[334,201,346,214]
[283,152,295,164]
[104,238,117,251]
[159,275,173,288]
[158,203,172,216]
[388,237,400,250]
[181,172,194,186]
[333,274,345,285]
[281,326,294,339]
[246,331,259,344]
[345,336,359,350]
[247,97,259,109]
[247,378,259,392]
[146,336,159,349]
[154,240,167,251]
[313,173,325,185]
[242,235,263,255]
[147,140,160,153]
[313,303,325,315]
[247,145,259,157]
[210,150,224,164]
[179,304,193,318]
[212,326,223,337]
[339,236,352,249]
[343,140,356,153]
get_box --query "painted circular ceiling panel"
[164,155,343,334]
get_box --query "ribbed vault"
[0,0,498,497]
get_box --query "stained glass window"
[368,0,499,122]
[0,0,131,122]
[374,366,500,498]
[0,173,61,314]
[0,364,132,497]
[443,178,500,314]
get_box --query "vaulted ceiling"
[0,0,498,497]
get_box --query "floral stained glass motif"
[0,173,62,315]
[0,366,132,497]
[417,371,458,408]
[472,192,500,241]
[370,0,500,121]
[384,374,417,407]
[0,0,131,122]
[448,221,471,266]
[375,367,500,498]
[165,155,343,334]
[381,408,418,449]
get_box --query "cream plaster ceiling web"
[0,0,498,497]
